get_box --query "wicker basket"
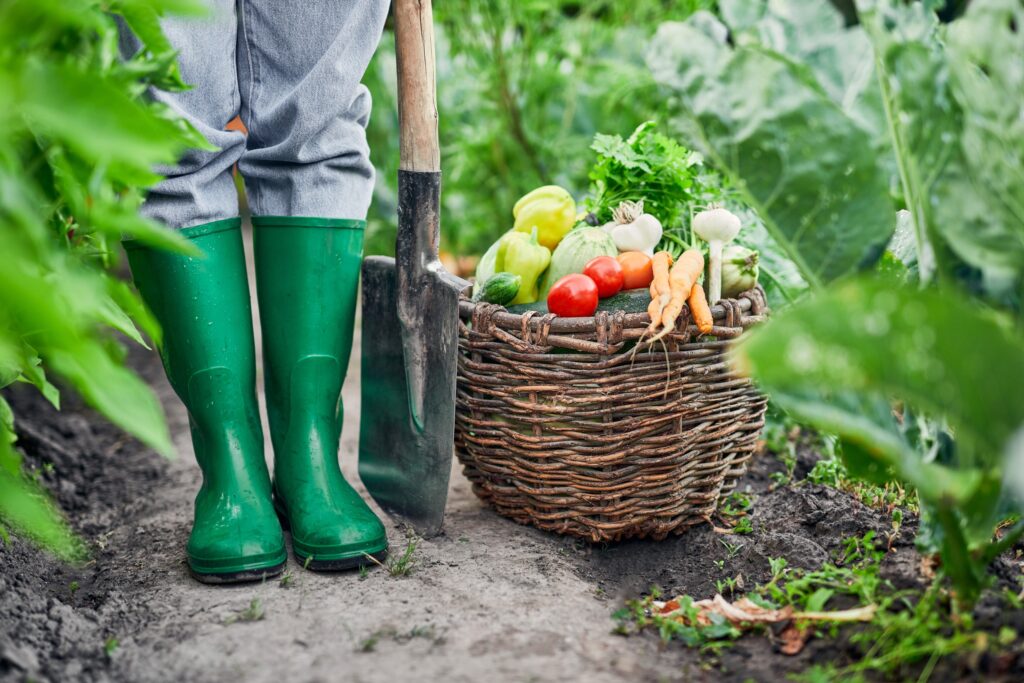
[454,285,769,543]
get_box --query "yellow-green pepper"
[498,227,551,304]
[512,185,576,251]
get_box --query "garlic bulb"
[608,200,662,256]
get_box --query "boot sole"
[294,548,389,572]
[190,560,287,585]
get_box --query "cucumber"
[472,272,522,305]
[505,287,651,315]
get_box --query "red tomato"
[583,256,624,298]
[547,274,599,317]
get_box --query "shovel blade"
[358,255,464,536]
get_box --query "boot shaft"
[124,219,259,401]
[125,219,268,483]
[251,217,364,455]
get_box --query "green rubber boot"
[125,219,287,583]
[252,217,388,570]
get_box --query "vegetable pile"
[469,123,760,328]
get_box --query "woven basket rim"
[459,285,769,355]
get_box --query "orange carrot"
[647,251,674,332]
[688,282,713,335]
[652,249,704,341]
[647,282,662,329]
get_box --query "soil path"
[5,231,1010,683]
[105,320,681,683]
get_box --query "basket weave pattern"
[454,287,769,542]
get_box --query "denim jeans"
[119,0,389,228]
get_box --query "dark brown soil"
[572,445,1024,682]
[0,347,172,682]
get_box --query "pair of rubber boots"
[125,217,387,583]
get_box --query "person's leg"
[120,3,285,583]
[118,2,245,227]
[235,1,386,219]
[237,0,390,569]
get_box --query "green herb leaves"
[586,121,714,231]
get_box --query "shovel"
[358,0,469,537]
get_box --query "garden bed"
[2,346,1021,682]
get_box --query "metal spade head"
[358,172,468,536]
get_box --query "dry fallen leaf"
[703,595,794,624]
[657,599,680,615]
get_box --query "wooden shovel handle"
[394,0,440,173]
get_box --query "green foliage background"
[362,0,715,258]
[0,0,208,557]
[647,0,1024,605]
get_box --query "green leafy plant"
[384,535,420,577]
[363,533,420,578]
[762,409,919,512]
[224,598,265,624]
[650,0,1024,606]
[720,490,753,519]
[806,451,918,514]
[0,0,207,556]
